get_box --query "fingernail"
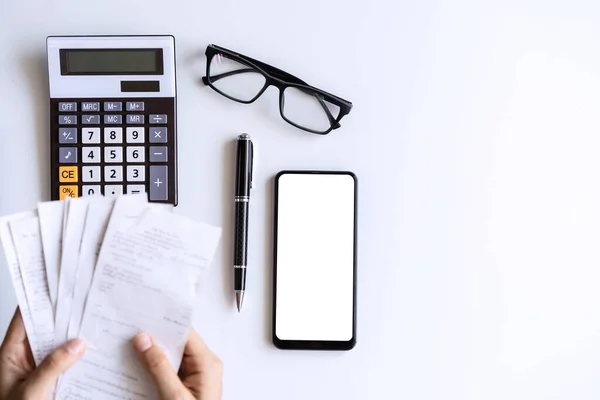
[133,333,152,352]
[66,338,86,355]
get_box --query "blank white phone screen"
[275,173,355,341]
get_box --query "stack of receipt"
[0,194,222,400]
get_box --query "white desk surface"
[2,1,600,399]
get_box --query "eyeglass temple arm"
[203,69,341,129]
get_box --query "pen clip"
[249,140,254,190]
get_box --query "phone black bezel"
[272,170,357,351]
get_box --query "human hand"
[132,330,223,400]
[0,308,86,400]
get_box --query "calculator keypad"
[52,98,176,203]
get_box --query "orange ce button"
[59,166,78,183]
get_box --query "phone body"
[273,171,357,350]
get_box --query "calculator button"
[82,128,101,144]
[149,146,168,162]
[82,147,101,163]
[149,114,167,124]
[59,166,78,183]
[81,102,100,112]
[127,184,146,195]
[104,102,122,111]
[126,127,145,143]
[104,147,123,163]
[82,166,101,182]
[105,166,123,182]
[126,102,145,111]
[82,185,102,196]
[126,114,145,124]
[59,128,78,144]
[149,166,168,201]
[149,127,167,143]
[104,115,123,124]
[82,115,100,125]
[59,148,77,164]
[59,115,77,125]
[59,185,78,200]
[127,166,145,182]
[58,102,77,112]
[105,185,123,196]
[127,146,145,162]
[104,128,123,144]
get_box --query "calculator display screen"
[60,49,164,75]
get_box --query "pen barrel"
[234,268,246,291]
[233,201,249,290]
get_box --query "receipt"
[54,198,89,345]
[67,197,115,339]
[9,214,55,362]
[38,201,65,314]
[0,213,43,364]
[56,203,221,400]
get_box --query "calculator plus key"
[150,166,168,201]
[59,148,77,163]
[59,128,77,144]
[149,127,167,143]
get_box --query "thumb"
[25,339,86,397]
[132,333,186,399]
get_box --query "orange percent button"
[59,166,78,183]
[59,185,78,200]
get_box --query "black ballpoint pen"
[234,133,253,312]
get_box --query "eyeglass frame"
[202,44,353,135]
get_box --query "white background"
[1,1,600,399]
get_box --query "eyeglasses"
[202,44,353,135]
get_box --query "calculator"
[47,35,178,204]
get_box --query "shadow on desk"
[20,52,50,201]
[221,139,236,309]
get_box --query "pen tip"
[236,291,244,312]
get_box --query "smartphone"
[273,171,357,350]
